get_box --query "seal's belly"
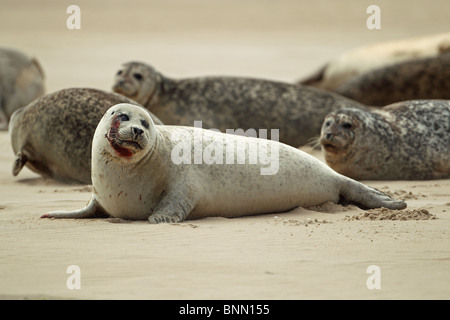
[94,179,158,220]
[187,147,341,219]
[97,191,154,220]
[191,183,338,219]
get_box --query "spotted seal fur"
[320,100,450,180]
[9,88,162,184]
[112,61,366,147]
[335,52,450,106]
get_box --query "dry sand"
[0,0,449,300]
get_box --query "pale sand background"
[0,0,449,300]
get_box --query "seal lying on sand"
[319,100,450,180]
[298,32,450,90]
[9,88,162,184]
[43,104,406,223]
[0,47,45,130]
[112,61,365,147]
[335,52,450,106]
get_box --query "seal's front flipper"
[12,152,28,176]
[148,212,183,224]
[42,196,104,219]
[148,190,195,224]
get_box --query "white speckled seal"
[43,103,406,224]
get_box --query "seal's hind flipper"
[339,177,407,210]
[42,196,104,219]
[31,57,45,79]
[296,64,327,86]
[12,152,28,176]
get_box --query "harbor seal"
[319,100,450,180]
[335,52,450,106]
[112,61,366,147]
[9,88,162,184]
[0,47,45,130]
[43,103,406,223]
[298,32,450,90]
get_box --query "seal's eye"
[342,122,352,129]
[141,120,149,129]
[119,114,130,122]
[117,70,123,76]
[325,120,331,127]
[133,73,143,81]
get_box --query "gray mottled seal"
[298,32,450,90]
[112,61,366,147]
[0,47,45,130]
[319,100,450,180]
[9,88,162,184]
[43,103,406,223]
[335,52,450,106]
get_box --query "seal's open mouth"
[322,143,337,152]
[106,118,142,158]
[320,137,340,154]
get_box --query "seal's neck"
[145,74,177,108]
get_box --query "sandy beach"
[0,0,449,300]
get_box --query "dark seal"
[0,47,45,130]
[319,100,450,180]
[112,61,366,147]
[335,52,450,106]
[9,88,162,184]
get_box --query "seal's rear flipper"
[12,152,28,176]
[42,197,106,219]
[296,64,327,86]
[31,57,45,80]
[339,178,407,210]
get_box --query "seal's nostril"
[326,133,332,140]
[133,127,144,136]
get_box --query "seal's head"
[95,103,157,162]
[319,107,391,178]
[112,62,161,106]
[318,108,371,176]
[319,109,364,155]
